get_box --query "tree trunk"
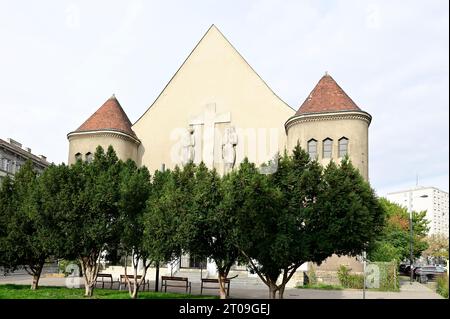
[267,280,278,299]
[278,285,285,299]
[30,262,44,290]
[131,260,139,299]
[136,260,151,299]
[131,277,138,299]
[126,253,150,299]
[125,254,140,299]
[84,284,93,297]
[278,269,288,299]
[218,272,228,299]
[31,274,40,290]
[268,285,278,299]
[80,254,100,297]
[278,265,300,299]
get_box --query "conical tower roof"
[296,74,361,115]
[74,95,137,138]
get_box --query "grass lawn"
[296,283,343,290]
[0,284,218,299]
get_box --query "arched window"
[307,139,318,160]
[338,137,349,157]
[75,152,82,161]
[85,152,93,163]
[322,138,333,158]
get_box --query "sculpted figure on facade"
[181,127,195,165]
[222,126,238,174]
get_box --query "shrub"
[337,265,364,289]
[369,242,402,262]
[436,274,449,299]
[297,283,343,290]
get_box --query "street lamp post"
[363,251,367,299]
[409,209,414,284]
[154,163,166,292]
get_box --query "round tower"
[285,74,371,180]
[67,95,140,165]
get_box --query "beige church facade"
[67,25,372,281]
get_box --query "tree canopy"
[368,198,429,262]
[1,144,386,299]
[0,161,57,289]
[118,159,152,298]
[229,146,385,298]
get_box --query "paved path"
[0,274,444,299]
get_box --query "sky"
[0,0,448,196]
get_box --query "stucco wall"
[68,132,139,165]
[286,114,370,181]
[132,26,294,174]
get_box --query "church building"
[67,25,372,280]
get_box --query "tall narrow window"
[75,152,82,161]
[338,137,349,157]
[85,152,93,163]
[323,138,333,158]
[307,139,318,160]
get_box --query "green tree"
[231,147,384,299]
[0,176,16,276]
[225,158,284,299]
[143,167,184,275]
[182,163,241,299]
[368,198,429,262]
[423,234,449,260]
[313,158,385,257]
[63,146,123,297]
[118,160,152,299]
[369,242,402,262]
[0,161,52,289]
[34,163,77,285]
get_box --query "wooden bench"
[200,278,231,296]
[119,274,149,291]
[95,273,114,289]
[161,276,191,294]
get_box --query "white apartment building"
[387,186,449,237]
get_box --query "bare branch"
[240,249,269,286]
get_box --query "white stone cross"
[189,103,231,167]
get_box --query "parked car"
[403,265,412,275]
[399,263,408,274]
[413,266,422,277]
[403,264,419,275]
[414,266,446,283]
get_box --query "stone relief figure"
[222,127,238,174]
[181,127,195,165]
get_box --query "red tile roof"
[296,74,361,115]
[74,95,137,137]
